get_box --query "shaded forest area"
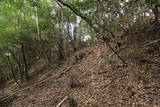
[0,0,160,107]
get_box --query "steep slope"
[1,19,160,107]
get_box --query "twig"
[144,39,160,47]
[56,96,68,107]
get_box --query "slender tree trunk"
[35,6,41,41]
[152,5,160,24]
[56,11,65,60]
[57,0,127,65]
[67,17,77,51]
[21,43,29,81]
[7,56,21,87]
[6,48,24,81]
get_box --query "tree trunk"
[6,48,24,81]
[57,0,127,65]
[67,17,77,51]
[21,43,29,81]
[152,5,160,24]
[7,56,21,87]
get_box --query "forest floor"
[0,19,160,107]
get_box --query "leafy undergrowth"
[1,20,160,107]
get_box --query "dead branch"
[56,96,68,107]
[144,39,160,47]
[56,0,128,65]
[56,0,115,37]
[0,66,72,102]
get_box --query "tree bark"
[67,17,77,51]
[21,43,29,81]
[5,48,24,80]
[7,56,21,87]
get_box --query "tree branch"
[56,96,68,107]
[56,0,128,65]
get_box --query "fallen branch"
[0,66,72,102]
[144,39,160,52]
[56,0,127,65]
[144,39,160,47]
[56,96,68,107]
[102,39,128,65]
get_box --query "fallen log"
[0,66,73,102]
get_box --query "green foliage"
[0,0,157,82]
[145,0,160,5]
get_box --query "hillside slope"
[1,19,160,107]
